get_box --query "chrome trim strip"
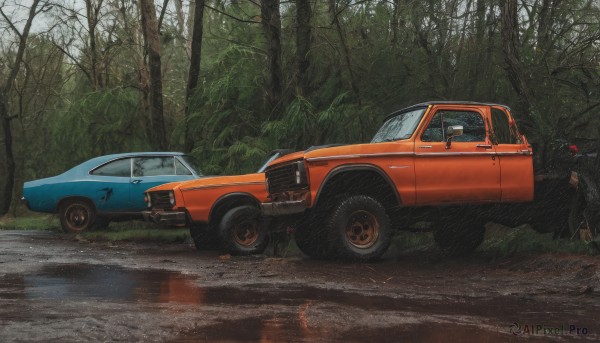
[497,151,531,156]
[182,181,264,191]
[307,152,414,162]
[306,150,531,161]
[415,152,496,156]
[388,165,409,169]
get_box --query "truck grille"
[266,161,307,194]
[149,191,172,209]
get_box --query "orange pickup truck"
[143,150,292,255]
[262,102,534,260]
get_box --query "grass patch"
[0,215,59,230]
[389,223,599,259]
[390,231,437,255]
[481,223,598,258]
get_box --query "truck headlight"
[169,191,175,206]
[295,161,307,185]
[144,193,152,207]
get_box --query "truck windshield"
[371,108,426,143]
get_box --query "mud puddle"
[1,263,596,342]
[0,264,203,304]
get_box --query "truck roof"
[386,101,512,121]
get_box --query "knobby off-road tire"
[433,217,485,257]
[326,195,392,261]
[189,224,223,251]
[294,210,333,260]
[219,206,268,255]
[59,199,96,233]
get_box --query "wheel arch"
[313,164,402,210]
[56,196,97,214]
[208,192,261,227]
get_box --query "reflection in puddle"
[0,264,588,342]
[1,264,203,304]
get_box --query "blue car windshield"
[371,108,426,143]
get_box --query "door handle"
[476,144,493,149]
[131,179,142,184]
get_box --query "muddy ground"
[0,230,598,342]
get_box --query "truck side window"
[421,110,486,142]
[491,108,517,144]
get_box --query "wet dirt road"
[0,230,598,342]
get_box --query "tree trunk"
[260,0,283,118]
[184,0,205,152]
[328,0,361,106]
[0,0,40,215]
[500,0,534,118]
[295,0,312,97]
[139,0,167,150]
[85,0,104,89]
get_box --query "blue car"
[22,152,202,232]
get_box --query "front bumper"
[142,210,187,226]
[261,200,307,216]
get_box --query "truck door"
[490,107,534,202]
[414,106,501,205]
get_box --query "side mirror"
[445,125,463,149]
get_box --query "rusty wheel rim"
[232,219,260,247]
[345,210,379,249]
[65,204,90,232]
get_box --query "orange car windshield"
[371,108,426,143]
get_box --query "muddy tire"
[219,206,268,255]
[433,219,485,257]
[59,199,96,233]
[326,195,392,261]
[189,224,222,250]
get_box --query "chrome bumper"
[142,210,186,226]
[261,200,307,216]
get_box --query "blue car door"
[129,156,196,210]
[89,157,135,212]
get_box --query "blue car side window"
[133,157,175,177]
[91,158,131,177]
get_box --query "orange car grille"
[150,191,172,209]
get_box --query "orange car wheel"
[219,206,268,255]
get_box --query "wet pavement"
[0,230,598,342]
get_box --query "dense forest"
[0,0,599,215]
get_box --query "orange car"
[262,102,534,260]
[143,150,292,255]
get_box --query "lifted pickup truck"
[262,101,534,260]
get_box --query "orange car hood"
[147,173,264,192]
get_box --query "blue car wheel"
[60,199,95,233]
